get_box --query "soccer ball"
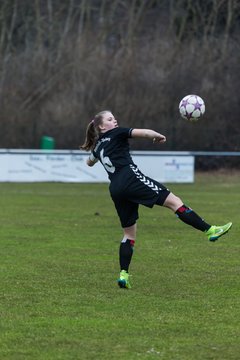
[179,94,205,121]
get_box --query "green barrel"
[40,136,55,150]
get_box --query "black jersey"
[90,126,170,227]
[91,127,134,179]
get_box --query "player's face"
[99,112,118,132]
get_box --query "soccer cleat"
[118,270,131,289]
[206,222,232,242]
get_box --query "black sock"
[119,239,135,272]
[175,205,211,232]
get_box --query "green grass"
[0,172,239,360]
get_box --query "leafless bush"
[0,0,239,165]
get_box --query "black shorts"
[109,164,170,228]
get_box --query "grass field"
[0,172,239,360]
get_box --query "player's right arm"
[131,129,166,143]
[87,153,98,167]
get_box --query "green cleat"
[206,222,232,242]
[118,270,131,289]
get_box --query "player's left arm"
[131,129,166,143]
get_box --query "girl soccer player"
[80,110,232,289]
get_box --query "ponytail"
[80,110,110,151]
[80,121,98,151]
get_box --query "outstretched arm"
[131,129,166,143]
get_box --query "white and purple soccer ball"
[179,94,205,121]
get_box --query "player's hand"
[153,135,166,144]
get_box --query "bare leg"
[163,192,183,212]
[123,223,137,240]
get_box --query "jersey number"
[100,149,115,173]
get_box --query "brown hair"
[80,110,110,151]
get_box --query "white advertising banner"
[132,152,194,183]
[0,150,194,183]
